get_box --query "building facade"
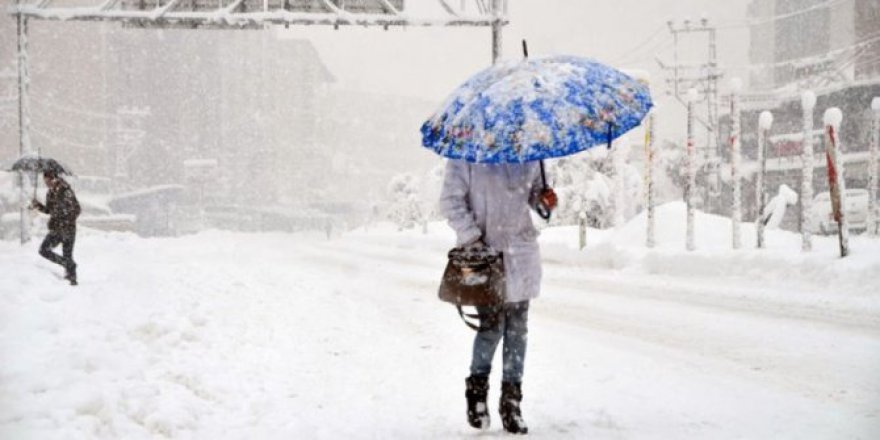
[748,0,879,91]
[719,0,880,230]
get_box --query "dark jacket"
[35,180,80,234]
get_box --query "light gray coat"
[439,160,545,303]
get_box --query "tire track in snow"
[316,237,880,335]
[534,282,880,419]
[312,235,880,424]
[544,271,880,335]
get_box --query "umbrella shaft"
[539,160,547,189]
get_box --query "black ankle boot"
[65,263,77,286]
[465,375,490,429]
[500,381,528,434]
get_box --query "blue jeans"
[470,301,529,384]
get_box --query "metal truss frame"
[11,0,507,28]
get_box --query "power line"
[716,0,851,29]
[609,24,667,65]
[732,33,880,69]
[752,0,849,25]
[614,34,673,67]
[30,127,102,151]
[30,111,109,135]
[29,95,117,120]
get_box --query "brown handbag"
[438,245,505,330]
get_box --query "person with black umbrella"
[29,170,81,285]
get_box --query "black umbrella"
[5,154,74,198]
[8,155,73,176]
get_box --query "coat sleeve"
[439,161,482,246]
[33,200,48,214]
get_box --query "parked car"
[77,197,136,233]
[812,189,872,235]
[109,185,185,236]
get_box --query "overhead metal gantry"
[8,0,508,243]
[12,0,506,28]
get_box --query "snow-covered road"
[1,218,879,439]
[536,266,880,439]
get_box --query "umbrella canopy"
[7,154,73,176]
[421,56,653,163]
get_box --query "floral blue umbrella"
[420,55,653,164]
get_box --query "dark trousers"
[39,230,76,274]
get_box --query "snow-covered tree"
[383,162,448,232]
[385,172,424,231]
[548,144,641,229]
[549,153,608,227]
[654,139,688,200]
[418,161,446,224]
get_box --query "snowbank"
[539,202,880,301]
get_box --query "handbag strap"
[457,304,502,332]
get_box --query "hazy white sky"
[0,0,753,147]
[279,0,750,95]
[278,0,752,139]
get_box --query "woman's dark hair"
[43,170,58,179]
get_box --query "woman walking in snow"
[439,160,557,434]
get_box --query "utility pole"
[686,88,698,251]
[658,16,722,211]
[491,0,503,64]
[644,110,656,248]
[756,111,774,249]
[729,79,742,250]
[800,91,817,251]
[113,106,150,188]
[824,108,848,258]
[16,0,32,245]
[868,97,880,237]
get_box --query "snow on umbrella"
[5,153,74,198]
[420,55,653,164]
[7,154,74,176]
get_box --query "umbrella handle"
[522,39,529,59]
[535,203,552,221]
[536,160,551,221]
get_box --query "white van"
[812,189,872,234]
